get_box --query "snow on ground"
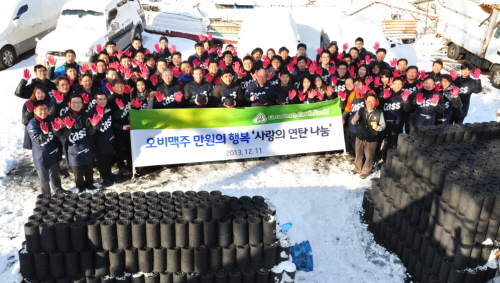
[1,30,500,283]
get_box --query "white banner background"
[131,117,345,167]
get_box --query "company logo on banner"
[129,99,345,167]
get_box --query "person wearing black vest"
[351,92,386,179]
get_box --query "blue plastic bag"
[290,240,314,272]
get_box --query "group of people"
[15,34,482,192]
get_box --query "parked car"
[437,0,500,88]
[35,0,146,67]
[0,0,67,69]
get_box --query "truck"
[35,0,146,67]
[436,0,500,88]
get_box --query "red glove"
[91,63,98,73]
[109,62,120,70]
[374,77,382,86]
[342,43,348,51]
[145,49,151,55]
[365,77,373,86]
[96,44,103,53]
[365,55,372,65]
[198,34,206,42]
[203,59,210,68]
[237,68,245,78]
[338,91,347,100]
[451,86,460,97]
[435,84,442,92]
[316,48,322,54]
[472,68,481,79]
[174,91,183,103]
[124,50,132,57]
[172,67,182,77]
[326,86,334,97]
[96,104,105,116]
[315,90,324,100]
[232,47,238,56]
[117,50,123,60]
[337,53,344,60]
[298,92,306,101]
[205,73,214,83]
[262,56,270,68]
[48,56,56,66]
[267,71,272,80]
[124,85,131,94]
[25,100,34,113]
[388,77,394,86]
[292,57,298,65]
[155,91,164,102]
[150,75,159,85]
[123,125,132,130]
[331,76,338,85]
[169,45,177,53]
[450,70,458,80]
[416,82,423,90]
[308,89,319,99]
[357,61,364,68]
[348,66,355,76]
[82,93,90,104]
[234,61,241,70]
[207,33,213,41]
[116,98,124,109]
[154,43,161,52]
[51,118,63,131]
[288,90,297,100]
[67,77,74,86]
[214,77,221,85]
[23,69,31,80]
[308,62,317,74]
[373,42,380,51]
[316,68,323,76]
[359,85,367,95]
[52,90,64,103]
[140,67,148,79]
[219,60,226,70]
[217,47,222,56]
[287,63,295,73]
[88,113,102,126]
[419,70,428,80]
[390,58,398,68]
[383,88,391,99]
[192,59,200,67]
[131,98,143,109]
[106,83,114,93]
[63,116,75,128]
[416,93,425,105]
[40,122,49,135]
[430,94,440,106]
[402,90,411,101]
[329,66,336,75]
[393,70,401,77]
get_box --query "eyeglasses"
[71,102,83,104]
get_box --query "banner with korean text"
[129,99,345,167]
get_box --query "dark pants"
[378,134,398,162]
[403,112,411,134]
[450,116,465,125]
[114,132,132,169]
[71,163,94,190]
[96,153,113,180]
[344,124,355,156]
[36,162,62,194]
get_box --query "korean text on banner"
[129,99,345,167]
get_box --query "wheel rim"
[493,71,500,85]
[3,50,13,66]
[449,46,456,57]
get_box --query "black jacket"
[184,80,214,108]
[154,81,185,108]
[352,107,385,142]
[452,76,482,118]
[15,78,56,99]
[212,81,244,107]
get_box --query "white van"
[0,0,66,69]
[35,0,146,67]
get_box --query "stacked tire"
[20,190,296,283]
[362,122,500,283]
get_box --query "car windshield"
[61,9,104,18]
[58,9,105,31]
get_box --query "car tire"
[133,26,142,42]
[490,65,500,89]
[0,46,16,69]
[447,43,462,60]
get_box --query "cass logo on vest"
[69,130,87,144]
[335,85,346,92]
[100,116,112,132]
[250,91,267,98]
[240,79,253,90]
[419,99,433,108]
[59,107,69,117]
[460,87,469,94]
[403,86,417,93]
[41,132,55,147]
[352,102,365,112]
[383,102,401,111]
